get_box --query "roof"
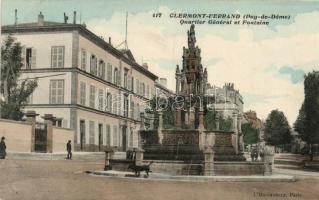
[1,21,158,80]
[155,82,175,95]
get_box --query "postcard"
[0,1,319,200]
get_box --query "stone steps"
[274,159,304,166]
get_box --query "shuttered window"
[89,85,96,108]
[80,82,86,106]
[89,121,95,144]
[98,89,103,110]
[50,80,64,104]
[107,63,112,82]
[113,125,118,146]
[51,46,64,68]
[81,49,86,71]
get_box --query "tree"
[204,109,216,130]
[242,123,259,144]
[294,103,306,141]
[302,71,319,160]
[264,109,291,147]
[0,35,37,120]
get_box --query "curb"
[87,170,296,182]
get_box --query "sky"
[2,0,319,125]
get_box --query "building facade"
[1,12,158,151]
[206,83,244,118]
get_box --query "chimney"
[14,9,18,25]
[159,78,167,88]
[73,11,77,24]
[142,63,148,70]
[38,12,44,26]
[109,37,112,45]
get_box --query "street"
[0,159,318,200]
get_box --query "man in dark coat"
[0,137,6,159]
[66,140,72,160]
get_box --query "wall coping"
[0,118,33,126]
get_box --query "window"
[114,68,119,85]
[98,60,105,79]
[90,55,97,76]
[26,48,37,69]
[146,85,150,98]
[136,103,140,120]
[105,124,111,146]
[50,80,64,104]
[142,83,145,96]
[89,121,95,144]
[129,128,133,147]
[131,77,134,92]
[53,119,62,127]
[51,46,64,68]
[98,89,103,110]
[107,63,112,82]
[81,49,86,71]
[89,85,96,108]
[136,79,140,94]
[80,82,86,106]
[124,94,129,117]
[106,93,112,112]
[113,125,118,146]
[124,69,129,89]
[130,101,134,119]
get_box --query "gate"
[35,123,47,152]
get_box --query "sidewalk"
[273,167,319,180]
[6,151,126,160]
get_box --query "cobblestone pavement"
[0,159,318,200]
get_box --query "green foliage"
[219,116,232,132]
[146,96,174,129]
[264,109,291,146]
[1,35,38,120]
[303,71,319,144]
[204,110,216,130]
[242,123,259,144]
[294,103,306,141]
[204,110,233,131]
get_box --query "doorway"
[122,126,127,151]
[98,123,103,151]
[80,120,85,150]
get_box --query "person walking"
[66,140,72,160]
[0,137,6,159]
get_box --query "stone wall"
[0,119,33,152]
[52,127,74,153]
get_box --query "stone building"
[206,83,244,119]
[1,12,158,152]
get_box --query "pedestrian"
[0,137,6,159]
[66,140,72,160]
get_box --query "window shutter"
[21,46,26,68]
[113,125,118,146]
[117,70,121,86]
[136,80,139,94]
[131,77,134,91]
[127,75,131,90]
[31,48,36,68]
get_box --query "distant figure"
[66,140,72,160]
[0,137,6,159]
[251,146,258,162]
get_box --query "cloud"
[279,66,305,84]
